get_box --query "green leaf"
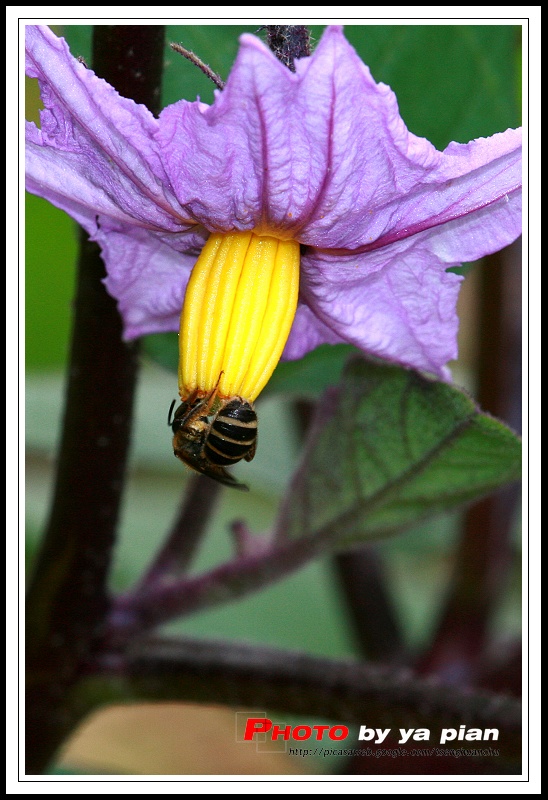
[263,344,358,398]
[142,331,179,373]
[342,25,521,149]
[276,357,521,547]
[60,25,92,63]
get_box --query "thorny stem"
[25,26,165,775]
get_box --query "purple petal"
[287,236,465,379]
[96,220,197,339]
[158,27,374,234]
[26,24,522,378]
[25,25,193,236]
[287,31,522,253]
[158,25,521,264]
[288,154,521,376]
[283,303,348,358]
[314,129,522,257]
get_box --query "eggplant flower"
[26,24,521,406]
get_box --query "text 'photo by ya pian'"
[25,22,523,782]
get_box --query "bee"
[169,379,257,491]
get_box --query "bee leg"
[199,371,225,416]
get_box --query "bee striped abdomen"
[205,400,258,466]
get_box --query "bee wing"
[210,468,250,492]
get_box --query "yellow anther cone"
[179,230,300,402]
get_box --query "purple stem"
[106,534,326,643]
[334,547,406,663]
[25,25,165,775]
[91,635,521,763]
[417,241,522,685]
[136,474,223,587]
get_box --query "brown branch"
[170,42,224,90]
[80,635,521,767]
[334,547,406,663]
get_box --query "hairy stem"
[25,25,165,774]
[170,42,224,89]
[78,635,521,768]
[334,547,406,663]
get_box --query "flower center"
[178,230,300,403]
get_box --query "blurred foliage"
[342,25,521,146]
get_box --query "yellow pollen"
[179,230,300,403]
